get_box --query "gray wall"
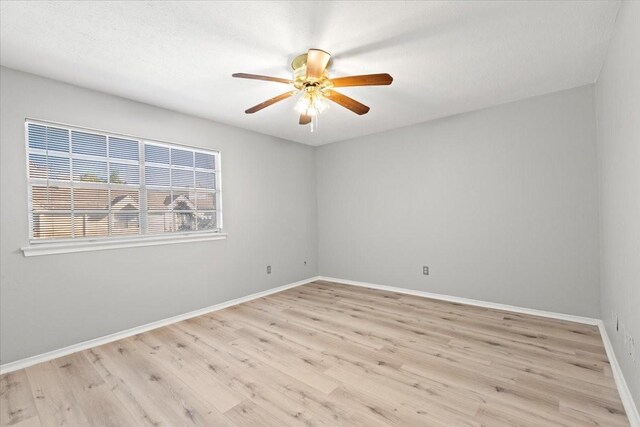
[0,67,318,364]
[317,85,601,317]
[595,1,640,406]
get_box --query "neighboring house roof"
[164,194,196,211]
[110,194,140,211]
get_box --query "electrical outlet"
[423,266,429,275]
[267,265,271,274]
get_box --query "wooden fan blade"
[306,49,331,79]
[232,73,292,84]
[299,114,312,125]
[245,91,296,114]
[330,73,393,87]
[325,90,370,115]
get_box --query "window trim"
[22,118,225,256]
[21,232,228,257]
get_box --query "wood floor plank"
[83,348,172,426]
[95,338,234,426]
[129,331,245,413]
[223,400,286,427]
[0,370,39,426]
[0,280,630,426]
[165,324,354,424]
[6,417,41,427]
[25,361,92,427]
[49,352,141,427]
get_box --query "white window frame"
[22,118,226,257]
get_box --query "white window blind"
[144,142,218,234]
[26,120,222,242]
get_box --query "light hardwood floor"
[0,280,630,426]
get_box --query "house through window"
[26,120,222,242]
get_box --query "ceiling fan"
[232,49,393,130]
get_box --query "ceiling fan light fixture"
[294,90,329,117]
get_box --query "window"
[25,119,222,246]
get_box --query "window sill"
[21,233,228,257]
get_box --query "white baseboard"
[0,275,320,375]
[317,276,599,325]
[318,275,639,426]
[597,321,640,426]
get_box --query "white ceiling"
[0,1,620,146]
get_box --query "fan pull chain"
[311,114,317,133]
